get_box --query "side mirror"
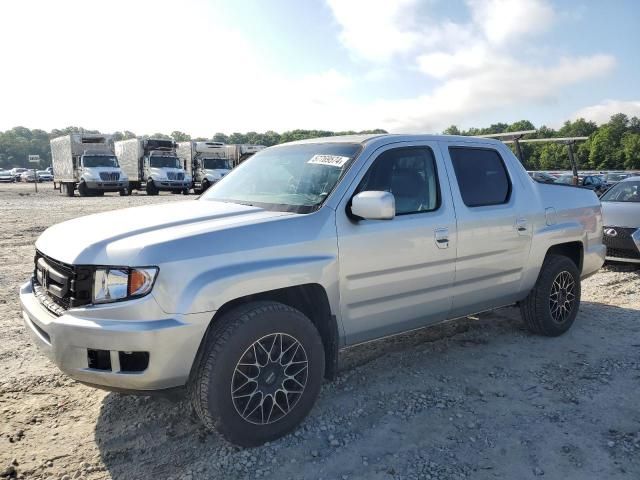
[351,191,395,220]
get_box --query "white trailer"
[50,134,128,197]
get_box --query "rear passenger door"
[441,143,532,317]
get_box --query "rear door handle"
[434,227,449,249]
[516,218,528,234]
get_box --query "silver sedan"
[601,176,640,263]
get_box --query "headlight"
[93,267,158,304]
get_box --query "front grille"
[99,172,120,181]
[603,226,636,240]
[33,251,93,315]
[166,172,184,181]
[606,247,640,260]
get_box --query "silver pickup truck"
[20,134,605,446]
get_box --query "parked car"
[600,176,640,263]
[20,134,605,446]
[11,167,27,181]
[603,171,632,185]
[555,173,608,195]
[0,170,15,182]
[36,170,53,181]
[528,171,557,183]
[20,171,36,182]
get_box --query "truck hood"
[35,200,294,265]
[601,201,640,228]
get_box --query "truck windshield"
[82,155,119,168]
[201,143,362,213]
[600,180,640,202]
[202,158,232,170]
[150,156,181,169]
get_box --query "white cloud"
[327,0,617,132]
[327,0,422,61]
[368,55,615,133]
[0,0,358,135]
[570,100,640,125]
[467,0,554,46]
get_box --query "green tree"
[538,143,569,170]
[212,132,229,143]
[622,132,640,169]
[443,125,461,135]
[171,131,191,142]
[558,118,598,138]
[508,120,535,132]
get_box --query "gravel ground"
[0,182,639,480]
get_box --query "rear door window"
[449,147,511,207]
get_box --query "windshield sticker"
[307,154,350,168]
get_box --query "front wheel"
[520,254,581,336]
[78,181,90,197]
[146,180,159,196]
[189,301,325,447]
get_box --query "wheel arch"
[189,283,339,382]
[545,241,584,271]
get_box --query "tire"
[201,179,210,192]
[189,301,325,447]
[65,183,74,197]
[146,180,159,196]
[119,189,127,196]
[182,188,190,195]
[78,181,89,197]
[520,254,581,336]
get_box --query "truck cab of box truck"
[116,139,191,196]
[179,141,233,193]
[51,134,129,197]
[77,150,128,196]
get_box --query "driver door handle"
[434,227,449,249]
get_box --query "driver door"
[336,143,457,345]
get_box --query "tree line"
[444,113,640,171]
[1,114,639,171]
[0,127,386,169]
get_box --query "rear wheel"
[189,301,325,447]
[64,183,74,197]
[520,254,581,336]
[182,188,190,195]
[201,179,210,192]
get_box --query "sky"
[0,0,638,136]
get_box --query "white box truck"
[114,138,191,195]
[177,142,265,192]
[50,134,129,197]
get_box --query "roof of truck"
[285,133,503,146]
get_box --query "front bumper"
[19,280,212,391]
[156,181,190,191]
[85,180,129,192]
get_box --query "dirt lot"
[0,182,638,480]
